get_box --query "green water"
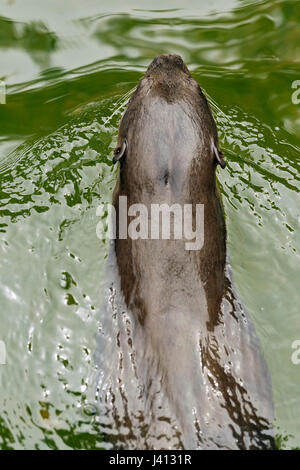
[0,0,299,450]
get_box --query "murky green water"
[0,0,299,450]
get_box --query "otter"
[97,54,275,450]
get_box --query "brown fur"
[107,54,274,449]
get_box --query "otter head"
[113,54,225,197]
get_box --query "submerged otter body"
[97,55,275,449]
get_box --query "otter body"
[97,55,274,450]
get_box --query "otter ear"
[215,149,226,169]
[211,140,226,169]
[113,138,127,164]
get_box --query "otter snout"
[146,54,190,77]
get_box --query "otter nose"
[146,54,189,75]
[154,54,184,67]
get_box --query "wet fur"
[97,55,275,449]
